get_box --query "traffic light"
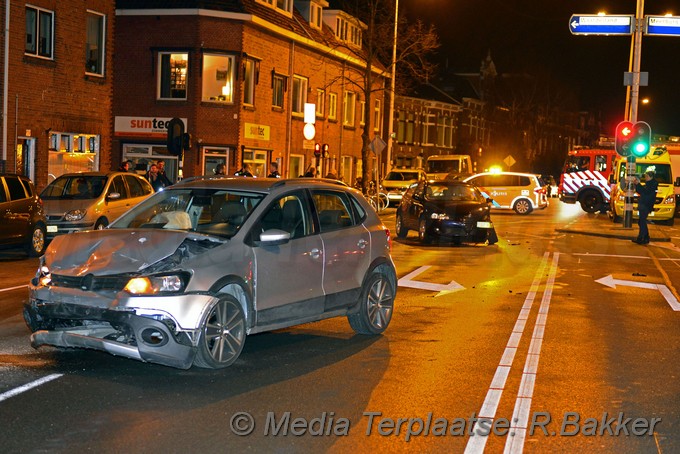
[615,121,634,156]
[630,121,651,158]
[314,143,321,157]
[166,118,185,156]
[322,143,329,158]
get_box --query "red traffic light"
[615,121,634,156]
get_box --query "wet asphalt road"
[1,201,679,453]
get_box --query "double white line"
[465,251,560,454]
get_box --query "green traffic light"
[632,142,649,157]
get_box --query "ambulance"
[558,147,617,213]
[609,147,677,225]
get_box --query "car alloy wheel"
[194,295,246,368]
[348,272,394,335]
[26,224,46,257]
[513,199,532,215]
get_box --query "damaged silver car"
[24,178,397,369]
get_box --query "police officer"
[632,170,658,245]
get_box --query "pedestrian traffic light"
[314,143,321,157]
[630,121,651,158]
[615,121,634,156]
[322,143,329,158]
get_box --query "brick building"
[113,0,386,183]
[0,0,114,190]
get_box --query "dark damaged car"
[396,180,498,245]
[24,178,397,369]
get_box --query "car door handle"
[310,248,321,259]
[357,239,368,249]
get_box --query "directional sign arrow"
[398,265,464,297]
[595,275,680,311]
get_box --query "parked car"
[0,174,46,256]
[463,171,548,215]
[40,171,154,239]
[381,169,426,205]
[396,179,498,245]
[25,178,397,369]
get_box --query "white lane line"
[0,285,28,293]
[464,252,550,454]
[0,374,63,403]
[572,253,680,262]
[504,252,560,454]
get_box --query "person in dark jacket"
[632,170,658,244]
[267,161,281,178]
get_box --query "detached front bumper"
[24,286,218,369]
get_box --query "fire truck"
[558,147,618,213]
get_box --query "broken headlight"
[124,272,190,295]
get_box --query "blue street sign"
[646,15,680,36]
[569,14,634,35]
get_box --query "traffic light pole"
[623,0,645,228]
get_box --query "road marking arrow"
[595,274,680,311]
[398,265,465,297]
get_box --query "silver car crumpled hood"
[44,229,224,276]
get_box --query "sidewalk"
[555,214,673,243]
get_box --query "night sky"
[402,0,680,136]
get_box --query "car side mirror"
[485,197,494,205]
[259,229,290,246]
[107,192,121,200]
[675,177,680,187]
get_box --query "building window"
[272,73,286,109]
[396,111,405,142]
[316,89,325,117]
[310,3,322,29]
[158,52,188,100]
[374,99,382,132]
[202,54,235,103]
[203,147,231,175]
[328,92,338,121]
[257,0,292,15]
[343,91,356,127]
[85,11,105,75]
[423,112,436,145]
[25,6,53,59]
[292,75,308,116]
[406,112,415,143]
[340,155,353,184]
[243,58,256,106]
[359,100,366,126]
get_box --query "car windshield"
[425,183,484,202]
[41,175,108,200]
[109,188,265,238]
[384,171,420,181]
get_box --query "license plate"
[476,221,493,228]
[46,225,58,233]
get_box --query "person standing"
[267,161,281,178]
[235,163,254,177]
[146,164,165,192]
[118,160,131,172]
[214,163,226,175]
[157,160,173,186]
[632,170,658,245]
[303,165,316,177]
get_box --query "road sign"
[646,15,680,36]
[569,14,634,35]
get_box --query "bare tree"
[325,0,439,193]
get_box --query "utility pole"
[385,0,399,177]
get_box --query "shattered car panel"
[25,178,397,369]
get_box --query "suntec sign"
[114,116,188,138]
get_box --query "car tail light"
[37,196,44,207]
[384,226,392,251]
[534,187,546,194]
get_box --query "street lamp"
[385,0,399,176]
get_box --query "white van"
[426,155,472,180]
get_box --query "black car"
[396,180,498,245]
[0,174,47,256]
